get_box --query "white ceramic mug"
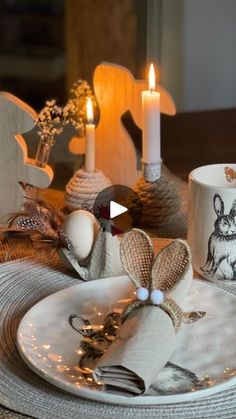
[188,163,236,281]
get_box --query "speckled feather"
[6,198,68,249]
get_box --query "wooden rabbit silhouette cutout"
[93,62,176,186]
[0,92,53,219]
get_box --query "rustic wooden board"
[93,62,176,186]
[65,0,137,91]
[0,92,53,219]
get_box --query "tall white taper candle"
[142,64,161,166]
[85,97,95,173]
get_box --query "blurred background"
[0,0,236,187]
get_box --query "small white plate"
[17,276,236,405]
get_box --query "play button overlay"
[93,184,142,234]
[110,201,128,219]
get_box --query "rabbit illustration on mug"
[201,194,236,280]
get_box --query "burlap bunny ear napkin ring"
[120,229,199,332]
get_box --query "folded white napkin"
[93,229,192,395]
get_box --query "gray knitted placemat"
[1,257,236,419]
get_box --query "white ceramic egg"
[62,210,100,261]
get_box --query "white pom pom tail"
[136,287,149,301]
[150,289,164,305]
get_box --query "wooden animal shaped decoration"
[0,92,53,219]
[93,62,176,186]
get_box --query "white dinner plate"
[17,276,236,405]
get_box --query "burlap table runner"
[1,238,236,419]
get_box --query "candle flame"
[148,63,156,91]
[86,97,93,123]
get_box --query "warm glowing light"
[148,63,155,91]
[86,97,93,123]
[42,344,51,350]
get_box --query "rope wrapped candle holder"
[65,97,112,212]
[128,161,187,239]
[65,168,111,211]
[128,64,187,239]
